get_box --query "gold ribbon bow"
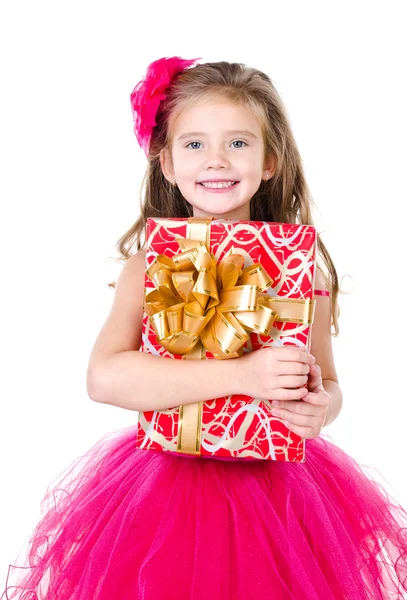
[144,218,315,456]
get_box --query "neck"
[192,206,250,220]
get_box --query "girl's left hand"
[270,363,331,439]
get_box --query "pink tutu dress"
[2,425,407,599]
[2,284,407,600]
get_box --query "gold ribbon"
[144,217,315,456]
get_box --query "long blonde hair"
[109,61,343,336]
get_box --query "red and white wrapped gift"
[136,217,317,462]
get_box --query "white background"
[1,0,406,584]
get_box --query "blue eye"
[186,142,202,149]
[231,140,247,148]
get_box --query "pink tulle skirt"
[2,426,407,599]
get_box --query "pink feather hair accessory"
[130,56,202,156]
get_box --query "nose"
[203,145,231,169]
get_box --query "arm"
[89,350,241,412]
[311,266,343,428]
[87,251,241,412]
[322,379,343,427]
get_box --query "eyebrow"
[177,129,258,141]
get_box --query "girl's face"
[160,97,276,220]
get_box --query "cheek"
[241,170,262,185]
[238,158,262,179]
[174,158,196,181]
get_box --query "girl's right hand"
[237,346,315,401]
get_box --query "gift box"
[136,217,317,463]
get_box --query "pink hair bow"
[130,56,202,156]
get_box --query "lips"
[197,180,239,184]
[197,182,239,188]
[197,181,240,193]
[197,180,239,183]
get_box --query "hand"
[238,346,315,401]
[270,362,331,439]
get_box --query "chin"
[181,188,252,218]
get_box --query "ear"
[263,153,277,178]
[160,148,175,184]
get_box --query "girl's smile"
[197,180,240,192]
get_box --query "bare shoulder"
[114,250,147,301]
[310,266,339,383]
[87,250,147,373]
[315,264,329,291]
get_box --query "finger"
[303,391,330,407]
[308,364,322,380]
[276,374,309,388]
[307,369,323,392]
[281,420,319,439]
[271,405,325,422]
[271,387,309,401]
[271,399,319,416]
[275,362,311,376]
[274,347,315,365]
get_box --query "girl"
[3,56,407,599]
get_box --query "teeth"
[201,181,236,189]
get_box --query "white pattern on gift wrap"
[140,330,160,356]
[139,409,179,451]
[263,221,305,248]
[200,401,277,460]
[215,224,263,258]
[263,338,305,348]
[138,411,159,450]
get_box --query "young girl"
[3,56,407,599]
